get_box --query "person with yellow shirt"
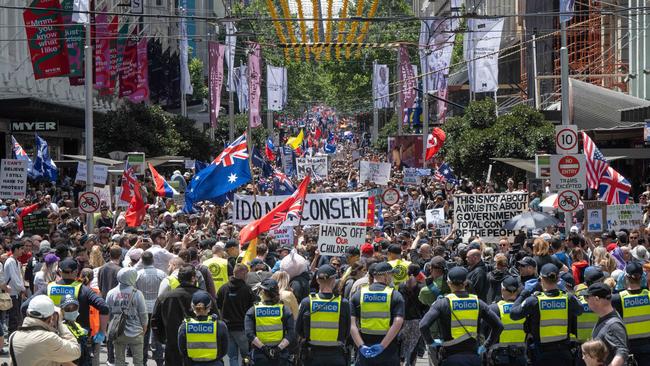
[487,276,526,366]
[203,243,231,295]
[387,244,411,287]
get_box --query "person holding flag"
[148,163,179,198]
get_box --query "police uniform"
[510,264,583,366]
[61,295,91,366]
[419,266,503,366]
[487,276,526,366]
[244,279,295,366]
[296,265,351,366]
[178,314,229,365]
[350,262,406,366]
[611,261,650,366]
[202,256,229,294]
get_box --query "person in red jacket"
[16,201,44,233]
[571,247,589,285]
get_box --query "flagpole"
[84,18,95,233]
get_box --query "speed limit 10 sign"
[555,125,578,154]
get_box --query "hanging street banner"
[104,16,119,95]
[454,192,528,243]
[317,224,366,257]
[372,64,390,109]
[0,159,28,200]
[296,156,328,179]
[359,161,391,186]
[94,9,111,90]
[119,35,138,98]
[606,204,643,231]
[248,42,262,128]
[232,192,370,226]
[267,65,287,111]
[61,0,84,79]
[399,46,417,118]
[129,38,149,102]
[209,42,225,128]
[465,17,504,93]
[23,0,70,80]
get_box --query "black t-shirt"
[533,255,564,271]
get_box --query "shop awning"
[62,154,122,166]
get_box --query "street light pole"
[560,18,573,233]
[84,20,94,232]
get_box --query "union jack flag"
[11,136,29,158]
[270,194,305,230]
[120,161,138,202]
[582,132,609,189]
[213,134,248,167]
[598,166,631,205]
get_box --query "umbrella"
[539,193,583,209]
[503,211,560,230]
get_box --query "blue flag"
[435,162,459,186]
[324,143,336,154]
[34,134,58,182]
[11,135,39,179]
[251,147,274,177]
[273,169,296,195]
[184,134,251,211]
[194,160,209,173]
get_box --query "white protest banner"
[0,159,27,200]
[271,227,294,247]
[426,208,445,225]
[296,156,328,179]
[317,224,366,257]
[75,161,108,185]
[454,193,528,243]
[403,167,431,185]
[359,161,391,185]
[114,187,130,208]
[93,186,112,210]
[437,223,452,237]
[233,192,370,226]
[606,204,643,231]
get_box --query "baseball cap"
[583,267,605,285]
[27,295,56,319]
[370,262,398,276]
[517,257,536,268]
[361,243,374,256]
[447,266,468,284]
[501,276,520,292]
[111,234,122,242]
[625,261,643,278]
[316,264,337,279]
[561,272,575,289]
[278,244,292,252]
[59,258,78,273]
[0,205,7,211]
[387,244,401,255]
[225,239,238,249]
[191,290,212,306]
[129,248,144,263]
[60,294,79,309]
[585,282,611,299]
[259,278,279,292]
[540,263,559,278]
[44,253,60,265]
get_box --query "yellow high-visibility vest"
[203,256,229,293]
[360,286,392,335]
[388,259,411,286]
[537,292,569,343]
[167,275,180,290]
[309,294,341,346]
[444,293,479,347]
[619,289,650,340]
[496,300,525,346]
[47,282,82,307]
[576,295,599,342]
[254,303,284,345]
[185,318,218,361]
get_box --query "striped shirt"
[136,266,167,313]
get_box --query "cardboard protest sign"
[359,161,391,185]
[233,192,370,226]
[606,204,643,231]
[75,161,108,185]
[296,156,328,179]
[93,186,113,210]
[584,200,606,234]
[0,159,28,200]
[271,226,294,247]
[426,208,445,225]
[317,224,366,256]
[454,193,528,243]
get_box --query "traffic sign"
[555,125,578,154]
[550,154,586,191]
[557,190,580,212]
[382,188,400,206]
[78,191,101,214]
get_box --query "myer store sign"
[10,121,58,132]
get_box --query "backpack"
[107,289,136,341]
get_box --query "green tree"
[441,100,554,185]
[189,57,208,102]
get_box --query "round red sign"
[558,155,580,178]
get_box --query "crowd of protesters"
[0,131,649,366]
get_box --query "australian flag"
[184,134,252,211]
[11,135,39,179]
[194,160,209,173]
[434,163,459,186]
[34,134,58,182]
[273,169,296,195]
[252,147,274,177]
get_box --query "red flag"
[120,163,137,202]
[125,180,146,227]
[426,128,446,161]
[314,127,322,140]
[239,175,310,245]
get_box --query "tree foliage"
[441,100,554,185]
[189,57,208,102]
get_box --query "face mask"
[64,311,79,321]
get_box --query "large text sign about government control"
[232,192,370,226]
[453,193,528,243]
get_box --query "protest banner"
[606,204,643,231]
[317,224,366,257]
[233,192,370,226]
[296,156,328,179]
[0,159,28,200]
[281,146,295,176]
[437,223,452,237]
[403,167,431,185]
[426,208,445,225]
[584,200,607,234]
[359,161,391,185]
[454,193,528,243]
[93,186,112,210]
[270,227,294,247]
[22,212,50,236]
[75,161,108,185]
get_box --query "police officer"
[611,261,650,366]
[387,244,411,287]
[510,263,583,366]
[23,258,110,349]
[178,290,229,366]
[419,266,503,366]
[244,278,295,366]
[60,295,91,366]
[296,264,351,366]
[350,261,405,365]
[487,276,526,366]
